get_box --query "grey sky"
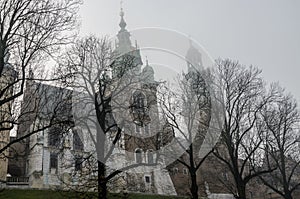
[79,0,300,101]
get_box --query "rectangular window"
[48,127,61,147]
[145,124,150,135]
[50,153,58,169]
[183,168,188,175]
[223,172,228,181]
[135,124,141,133]
[75,157,83,171]
[174,168,178,174]
[73,129,84,151]
[145,176,151,183]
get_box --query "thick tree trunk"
[190,170,199,199]
[98,161,107,199]
[284,191,293,199]
[236,182,246,199]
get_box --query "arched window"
[50,153,58,169]
[144,124,150,135]
[132,91,146,110]
[183,168,188,175]
[48,127,62,148]
[73,129,84,151]
[135,149,143,163]
[135,124,141,134]
[75,156,83,171]
[147,150,154,164]
[173,168,178,174]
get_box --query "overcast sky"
[79,0,300,101]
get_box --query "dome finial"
[119,0,127,30]
[120,0,124,17]
[145,56,149,66]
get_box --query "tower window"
[48,127,61,147]
[133,91,146,110]
[50,153,58,169]
[135,149,143,163]
[131,91,150,124]
[135,124,141,134]
[73,129,84,151]
[75,156,83,171]
[223,172,228,181]
[183,168,188,175]
[147,150,154,164]
[145,124,150,135]
[145,176,151,183]
[173,168,178,174]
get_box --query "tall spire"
[114,0,143,77]
[119,0,127,31]
[185,37,203,73]
[145,56,149,66]
[116,0,132,53]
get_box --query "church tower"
[112,5,176,195]
[185,38,203,74]
[184,39,211,153]
[113,5,143,78]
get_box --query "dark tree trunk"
[98,161,107,199]
[284,191,293,199]
[188,144,199,199]
[190,169,199,199]
[236,182,246,199]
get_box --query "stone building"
[8,6,177,195]
[8,5,299,199]
[0,52,16,185]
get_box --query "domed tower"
[184,38,211,153]
[185,38,206,95]
[185,38,203,74]
[141,59,155,83]
[111,4,176,195]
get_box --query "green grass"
[0,189,187,199]
[0,189,61,199]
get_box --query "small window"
[174,168,178,174]
[135,124,141,134]
[145,176,151,183]
[145,124,150,135]
[223,172,228,181]
[48,127,61,147]
[73,129,84,151]
[75,157,83,171]
[50,153,58,169]
[135,149,143,163]
[147,150,154,164]
[133,91,146,110]
[183,168,188,175]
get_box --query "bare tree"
[59,36,159,199]
[158,68,215,199]
[0,0,80,107]
[259,86,300,199]
[0,0,80,184]
[212,59,276,199]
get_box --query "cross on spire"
[119,0,127,30]
[120,0,124,16]
[146,56,149,66]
